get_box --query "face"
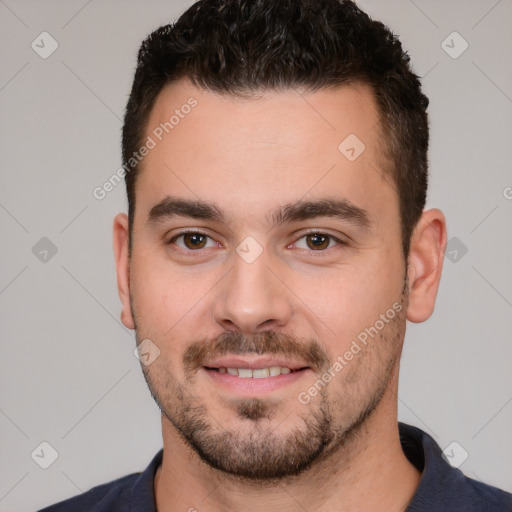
[118,79,410,479]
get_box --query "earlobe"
[113,213,135,330]
[406,209,447,323]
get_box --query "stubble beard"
[133,290,408,481]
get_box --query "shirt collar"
[399,421,466,511]
[129,449,163,512]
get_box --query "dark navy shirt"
[38,422,512,511]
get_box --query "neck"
[154,389,421,512]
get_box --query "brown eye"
[306,233,330,250]
[182,233,207,249]
[291,232,345,252]
[170,232,215,251]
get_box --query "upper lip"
[203,356,310,371]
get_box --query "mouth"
[204,365,309,378]
[201,357,312,395]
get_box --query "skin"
[113,78,447,511]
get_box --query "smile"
[205,366,306,378]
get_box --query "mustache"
[183,330,330,373]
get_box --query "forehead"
[135,78,396,226]
[147,79,383,148]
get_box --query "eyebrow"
[146,195,372,230]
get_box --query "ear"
[406,208,447,323]
[113,213,135,330]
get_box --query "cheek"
[129,252,187,330]
[292,254,404,355]
[130,248,222,338]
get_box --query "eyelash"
[166,230,347,256]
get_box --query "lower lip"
[202,367,311,395]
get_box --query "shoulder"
[37,473,138,512]
[418,467,512,511]
[459,477,512,511]
[36,450,163,512]
[399,423,512,512]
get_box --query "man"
[39,0,512,510]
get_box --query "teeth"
[252,368,269,378]
[217,366,296,378]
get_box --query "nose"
[212,247,293,334]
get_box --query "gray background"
[1,0,511,510]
